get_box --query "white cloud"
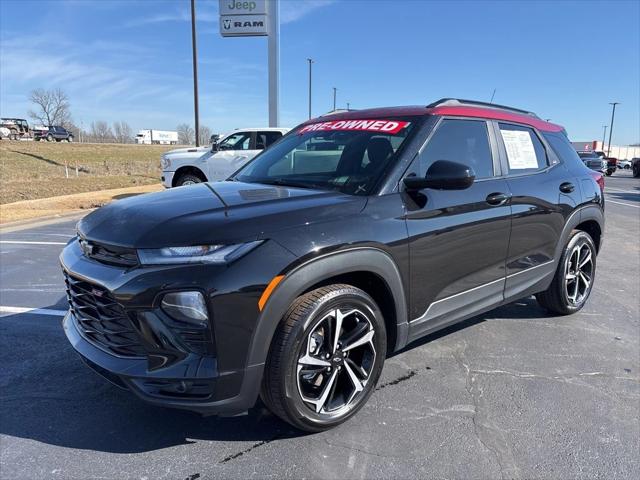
[280,0,336,24]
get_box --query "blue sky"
[1,0,638,144]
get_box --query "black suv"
[61,99,604,432]
[35,125,74,142]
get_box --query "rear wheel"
[261,284,387,432]
[633,162,640,178]
[46,134,53,142]
[536,230,596,315]
[67,135,74,142]
[174,173,203,186]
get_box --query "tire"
[633,163,640,178]
[174,173,203,186]
[536,230,596,315]
[605,170,612,176]
[261,284,387,432]
[46,134,53,142]
[68,135,74,143]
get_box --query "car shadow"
[0,299,302,455]
[0,296,550,454]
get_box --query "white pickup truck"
[161,127,290,187]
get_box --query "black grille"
[64,272,146,357]
[78,237,138,267]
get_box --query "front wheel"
[174,173,203,187]
[536,230,596,315]
[67,135,74,142]
[261,284,387,432]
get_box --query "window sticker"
[500,129,539,169]
[298,119,410,135]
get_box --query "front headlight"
[161,291,208,327]
[161,156,171,170]
[137,241,262,265]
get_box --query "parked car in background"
[34,125,74,142]
[61,98,604,432]
[632,157,640,177]
[604,157,617,176]
[578,151,607,174]
[161,127,290,187]
[617,159,631,169]
[135,129,178,145]
[0,118,32,140]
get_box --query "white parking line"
[606,199,640,209]
[0,306,67,317]
[0,241,67,246]
[605,187,639,194]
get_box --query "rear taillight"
[590,171,604,194]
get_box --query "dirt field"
[0,141,175,204]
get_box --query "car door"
[491,121,580,300]
[404,118,512,341]
[207,131,253,181]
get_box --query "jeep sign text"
[219,0,266,15]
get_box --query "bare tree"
[198,125,212,145]
[113,121,133,144]
[91,121,114,143]
[177,123,195,145]
[28,88,72,127]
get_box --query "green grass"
[0,141,176,204]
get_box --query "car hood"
[164,145,210,158]
[78,182,367,248]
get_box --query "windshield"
[233,117,418,195]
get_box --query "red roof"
[305,104,564,133]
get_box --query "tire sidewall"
[281,289,386,431]
[559,231,597,313]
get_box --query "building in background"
[571,141,640,159]
[135,129,178,145]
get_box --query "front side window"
[418,119,494,179]
[218,132,251,151]
[234,117,418,195]
[498,123,548,174]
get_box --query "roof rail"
[427,98,539,118]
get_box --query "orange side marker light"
[258,275,284,311]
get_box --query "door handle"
[559,182,575,193]
[486,192,511,206]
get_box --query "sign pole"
[267,0,280,127]
[191,0,200,146]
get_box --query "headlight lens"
[161,291,208,327]
[137,241,262,265]
[161,156,170,169]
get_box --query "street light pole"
[190,0,200,146]
[346,102,350,110]
[333,87,337,111]
[602,125,608,150]
[267,0,279,127]
[607,102,619,156]
[307,58,314,119]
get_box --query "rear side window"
[256,131,282,149]
[544,132,584,167]
[419,119,494,179]
[498,123,548,174]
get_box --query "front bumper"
[162,171,175,188]
[63,310,262,414]
[59,237,294,415]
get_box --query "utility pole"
[190,0,200,146]
[267,0,279,127]
[602,125,608,150]
[332,87,337,111]
[307,58,314,119]
[607,102,619,156]
[346,102,350,110]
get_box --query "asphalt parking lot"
[1,171,638,480]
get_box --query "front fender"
[246,247,409,369]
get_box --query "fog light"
[161,291,208,327]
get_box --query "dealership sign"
[219,0,268,36]
[299,119,411,135]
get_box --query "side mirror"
[210,141,219,152]
[403,160,475,191]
